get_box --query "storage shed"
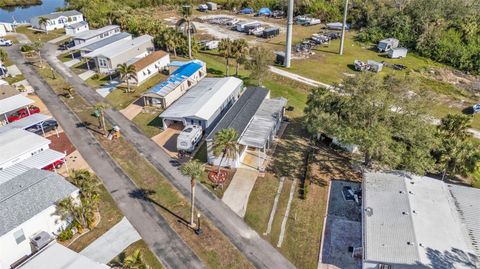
[206,2,217,10]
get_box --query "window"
[379,264,391,269]
[98,58,108,68]
[73,16,77,21]
[14,229,26,244]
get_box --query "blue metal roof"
[146,60,204,97]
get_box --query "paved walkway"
[48,34,71,44]
[96,80,120,97]
[79,70,96,81]
[81,217,141,263]
[7,64,21,76]
[120,100,143,120]
[222,168,259,218]
[7,44,206,269]
[269,65,332,89]
[41,43,296,269]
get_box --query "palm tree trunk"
[235,61,239,77]
[187,21,192,59]
[126,78,130,93]
[173,47,177,57]
[217,151,226,173]
[190,178,196,227]
[225,58,229,76]
[101,112,107,135]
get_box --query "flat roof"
[18,243,109,269]
[238,97,286,148]
[19,148,65,169]
[160,77,242,121]
[65,21,88,29]
[207,87,268,141]
[0,113,52,134]
[0,94,34,115]
[73,25,119,41]
[84,35,153,59]
[0,129,51,166]
[145,60,205,98]
[0,169,78,236]
[79,32,131,52]
[132,50,169,71]
[363,172,479,268]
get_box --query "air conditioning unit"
[31,231,53,251]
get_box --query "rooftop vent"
[402,212,409,215]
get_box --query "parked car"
[473,104,480,114]
[0,38,12,46]
[43,159,64,171]
[26,120,58,135]
[7,105,41,122]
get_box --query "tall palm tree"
[212,128,239,172]
[116,63,137,93]
[69,169,100,202]
[123,249,148,269]
[94,103,109,135]
[218,38,233,76]
[38,16,49,33]
[180,160,205,228]
[231,39,249,77]
[176,5,195,59]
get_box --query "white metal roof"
[0,94,34,115]
[363,172,479,268]
[84,35,153,59]
[160,77,243,121]
[238,97,286,148]
[0,113,51,134]
[0,129,51,166]
[19,148,65,169]
[18,243,109,269]
[73,25,119,41]
[0,164,30,185]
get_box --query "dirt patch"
[47,131,76,155]
[432,68,480,95]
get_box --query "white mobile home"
[30,10,84,32]
[72,25,121,46]
[0,129,51,170]
[0,169,79,269]
[77,32,132,57]
[130,50,170,85]
[65,21,89,35]
[160,77,243,134]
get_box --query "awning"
[0,164,30,185]
[19,149,66,169]
[0,113,52,134]
[0,94,34,115]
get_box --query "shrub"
[20,45,33,52]
[57,227,74,241]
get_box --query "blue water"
[0,0,66,23]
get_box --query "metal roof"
[18,243,110,269]
[84,35,153,59]
[0,113,51,134]
[19,149,65,169]
[0,94,34,115]
[78,32,131,52]
[0,129,51,166]
[160,77,242,121]
[0,169,78,236]
[238,97,286,148]
[65,21,88,29]
[207,87,268,141]
[33,10,82,20]
[73,25,120,41]
[0,164,30,185]
[145,60,205,98]
[363,172,479,268]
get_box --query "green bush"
[57,227,74,241]
[20,45,33,52]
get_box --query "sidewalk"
[222,168,259,218]
[80,217,141,264]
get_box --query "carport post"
[4,114,8,124]
[257,148,261,169]
[27,106,31,115]
[55,126,59,137]
[64,151,69,173]
[86,59,90,70]
[40,122,45,137]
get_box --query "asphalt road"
[6,45,206,269]
[42,43,297,269]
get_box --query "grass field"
[132,111,163,138]
[16,26,65,43]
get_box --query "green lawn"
[109,240,164,269]
[132,111,163,138]
[58,52,77,63]
[4,74,25,85]
[16,26,65,43]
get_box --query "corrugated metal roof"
[145,60,205,97]
[19,149,65,169]
[0,169,78,236]
[363,172,480,268]
[160,77,242,121]
[79,32,131,52]
[84,35,153,59]
[238,97,286,148]
[0,94,34,115]
[65,21,88,29]
[73,25,120,40]
[0,164,30,185]
[33,10,82,20]
[0,113,52,134]
[0,129,51,166]
[207,87,268,141]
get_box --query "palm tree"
[180,160,205,228]
[69,169,100,202]
[212,128,239,172]
[176,5,195,59]
[64,86,74,99]
[123,249,149,269]
[0,49,7,64]
[116,63,137,93]
[231,39,249,77]
[38,16,49,33]
[94,103,109,135]
[218,38,233,76]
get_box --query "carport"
[19,148,67,172]
[0,113,58,137]
[0,94,35,124]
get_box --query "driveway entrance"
[151,122,183,158]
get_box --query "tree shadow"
[206,67,224,77]
[128,188,189,226]
[424,247,479,269]
[75,121,104,135]
[462,106,475,115]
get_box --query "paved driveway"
[222,168,259,217]
[81,217,141,263]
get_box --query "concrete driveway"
[120,98,144,120]
[151,124,183,158]
[222,168,259,218]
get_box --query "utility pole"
[339,0,349,55]
[284,0,294,68]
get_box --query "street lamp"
[195,213,202,235]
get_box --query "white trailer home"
[388,47,408,59]
[30,10,84,32]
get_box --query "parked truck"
[388,47,408,59]
[377,38,399,52]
